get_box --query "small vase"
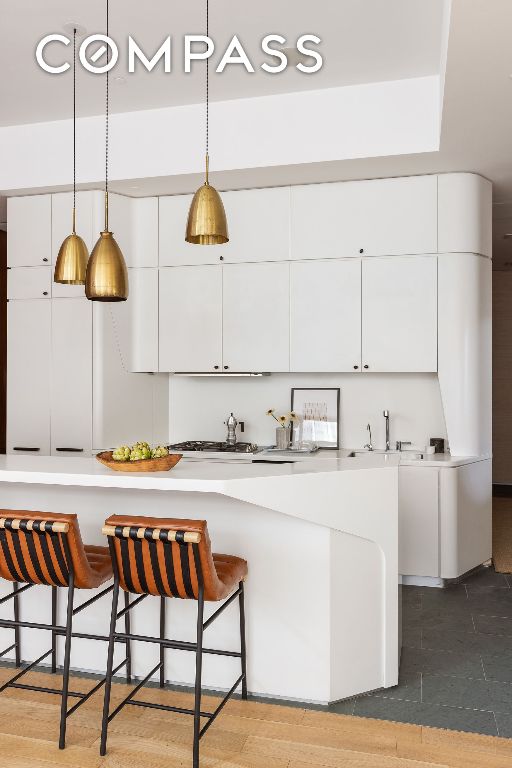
[276,426,291,450]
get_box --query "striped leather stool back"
[103,517,204,600]
[0,516,70,587]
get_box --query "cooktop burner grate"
[168,441,260,454]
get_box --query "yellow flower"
[266,409,275,416]
[279,415,287,424]
[290,411,298,421]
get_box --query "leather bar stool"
[100,515,248,768]
[0,510,124,749]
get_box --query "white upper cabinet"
[438,173,492,258]
[290,259,362,372]
[51,298,93,456]
[159,265,223,372]
[362,256,438,373]
[130,197,159,267]
[159,187,290,266]
[129,268,159,372]
[223,262,290,372]
[159,194,220,267]
[7,299,51,455]
[220,187,290,263]
[7,195,52,266]
[291,176,438,260]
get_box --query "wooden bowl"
[95,451,182,473]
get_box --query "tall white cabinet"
[7,299,51,455]
[7,191,168,456]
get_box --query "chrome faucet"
[383,410,390,451]
[396,440,412,452]
[364,423,373,451]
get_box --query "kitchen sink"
[348,450,424,460]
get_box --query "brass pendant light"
[86,0,128,301]
[185,0,229,245]
[54,28,89,284]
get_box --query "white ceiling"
[0,0,445,126]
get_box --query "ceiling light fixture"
[86,0,128,301]
[54,28,89,285]
[185,0,228,245]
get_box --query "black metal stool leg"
[58,574,75,750]
[13,582,21,668]
[100,579,120,757]
[159,596,166,689]
[239,581,248,699]
[51,587,58,673]
[124,592,131,684]
[193,586,204,768]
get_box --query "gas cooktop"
[168,441,260,454]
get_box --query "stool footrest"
[113,630,241,657]
[127,699,214,718]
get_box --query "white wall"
[0,76,439,194]
[169,373,447,451]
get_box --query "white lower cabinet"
[51,298,92,456]
[362,256,438,373]
[399,461,492,580]
[399,467,439,577]
[290,259,362,372]
[7,299,52,455]
[159,265,223,372]
[223,262,290,372]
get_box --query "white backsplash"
[169,373,448,452]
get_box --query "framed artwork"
[290,387,340,450]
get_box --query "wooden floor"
[1,668,511,767]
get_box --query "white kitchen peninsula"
[0,453,399,704]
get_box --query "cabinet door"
[399,467,439,577]
[51,298,93,456]
[223,262,290,372]
[7,299,51,454]
[7,266,51,300]
[7,195,52,266]
[291,176,437,260]
[159,195,220,267]
[290,260,361,372]
[362,256,437,372]
[129,268,159,372]
[159,265,222,372]
[220,187,290,263]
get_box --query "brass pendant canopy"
[86,229,128,302]
[54,229,89,284]
[186,165,229,245]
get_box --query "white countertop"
[0,452,399,492]
[182,448,488,469]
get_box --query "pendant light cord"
[73,28,77,232]
[205,0,209,182]
[105,0,110,230]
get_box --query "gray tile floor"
[325,565,512,737]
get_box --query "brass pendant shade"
[86,230,128,301]
[186,0,229,246]
[54,28,89,285]
[86,0,129,302]
[186,173,229,245]
[54,229,89,284]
